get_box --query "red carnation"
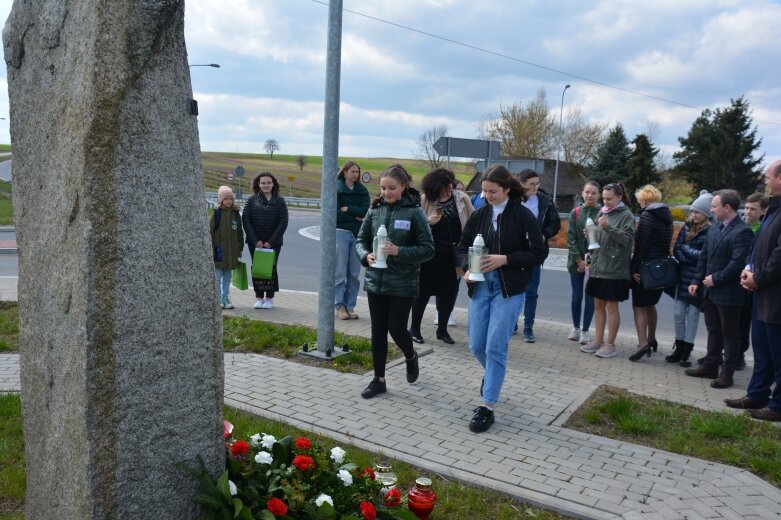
[362,467,376,480]
[359,501,376,520]
[295,436,312,451]
[230,440,250,458]
[383,487,401,507]
[266,497,288,516]
[292,454,316,471]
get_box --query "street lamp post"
[552,84,570,205]
[188,63,220,68]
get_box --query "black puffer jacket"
[671,221,710,307]
[242,193,289,248]
[457,200,548,298]
[631,203,673,275]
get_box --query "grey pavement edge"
[1,284,780,519]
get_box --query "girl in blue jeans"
[458,165,547,433]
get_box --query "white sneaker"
[579,330,591,345]
[254,299,264,309]
[580,340,602,354]
[595,343,617,358]
[567,327,580,341]
[262,298,274,309]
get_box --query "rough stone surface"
[3,2,224,518]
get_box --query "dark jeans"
[747,316,781,413]
[522,264,542,331]
[570,271,594,331]
[740,294,753,354]
[411,276,459,335]
[367,292,416,379]
[702,297,742,371]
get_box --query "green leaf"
[217,471,232,499]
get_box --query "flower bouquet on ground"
[179,420,418,520]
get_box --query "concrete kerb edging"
[224,394,614,520]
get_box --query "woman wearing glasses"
[580,182,634,359]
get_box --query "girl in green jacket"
[355,164,434,399]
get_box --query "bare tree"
[264,138,280,159]
[296,154,306,171]
[414,125,448,168]
[480,90,606,171]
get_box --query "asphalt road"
[276,210,707,347]
[0,209,706,346]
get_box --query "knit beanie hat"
[217,185,235,206]
[690,190,713,219]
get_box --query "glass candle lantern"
[408,477,437,519]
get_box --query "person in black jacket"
[685,189,754,389]
[457,165,547,433]
[516,169,561,342]
[730,160,781,421]
[628,185,674,361]
[242,172,289,309]
[665,192,711,367]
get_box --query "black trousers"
[367,292,415,378]
[410,276,460,334]
[702,297,742,371]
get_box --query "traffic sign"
[226,173,235,181]
[433,137,500,160]
[234,165,245,177]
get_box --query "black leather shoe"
[628,344,652,362]
[436,331,455,344]
[405,353,419,383]
[469,406,495,433]
[361,378,386,399]
[409,330,424,344]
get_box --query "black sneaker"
[469,406,495,433]
[361,378,386,399]
[406,353,419,383]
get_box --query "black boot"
[665,340,683,363]
[678,341,694,367]
[405,352,419,383]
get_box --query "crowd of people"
[209,159,781,431]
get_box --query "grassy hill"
[202,152,476,197]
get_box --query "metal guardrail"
[205,192,321,210]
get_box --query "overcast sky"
[1,0,780,167]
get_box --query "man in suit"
[727,160,781,421]
[685,189,754,389]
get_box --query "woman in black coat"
[629,184,673,361]
[242,172,289,309]
[665,192,712,366]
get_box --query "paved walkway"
[1,283,780,519]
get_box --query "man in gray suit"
[685,189,754,388]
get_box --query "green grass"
[0,303,18,353]
[0,182,12,226]
[222,315,390,373]
[566,385,781,488]
[0,395,565,519]
[0,394,24,519]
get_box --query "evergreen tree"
[624,134,660,209]
[587,124,631,187]
[674,97,764,198]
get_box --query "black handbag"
[639,256,679,291]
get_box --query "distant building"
[465,156,584,211]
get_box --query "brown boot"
[710,368,734,389]
[684,365,718,379]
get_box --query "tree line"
[415,91,764,201]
